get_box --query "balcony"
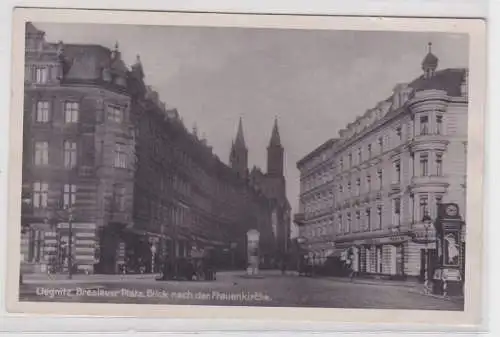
[410,175,449,191]
[410,134,449,152]
[294,213,305,226]
[390,182,401,194]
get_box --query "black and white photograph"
[5,9,486,324]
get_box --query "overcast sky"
[33,23,468,237]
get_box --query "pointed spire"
[234,117,246,148]
[269,116,282,147]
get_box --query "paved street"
[19,271,463,311]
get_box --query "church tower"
[267,117,284,177]
[230,117,248,178]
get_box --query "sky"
[33,23,469,237]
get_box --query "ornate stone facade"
[295,45,468,279]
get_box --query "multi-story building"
[21,23,291,274]
[295,44,468,279]
[125,63,276,271]
[21,23,135,274]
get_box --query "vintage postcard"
[5,8,486,326]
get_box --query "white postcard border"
[5,7,486,327]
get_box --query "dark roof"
[422,52,439,69]
[409,68,467,97]
[25,22,44,36]
[297,138,338,168]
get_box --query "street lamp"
[295,237,306,275]
[422,213,433,293]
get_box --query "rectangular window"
[33,182,48,208]
[420,115,429,135]
[35,67,48,84]
[63,184,77,209]
[114,143,127,168]
[393,198,401,226]
[396,126,402,141]
[435,195,443,217]
[34,141,49,166]
[348,153,353,167]
[435,153,443,176]
[394,160,401,183]
[36,101,50,122]
[356,178,361,196]
[346,213,351,232]
[366,208,371,231]
[419,195,429,219]
[366,174,371,191]
[368,144,372,158]
[340,158,344,171]
[436,115,443,135]
[347,181,351,192]
[64,102,79,123]
[107,105,123,123]
[63,141,77,169]
[378,137,384,152]
[377,205,382,229]
[338,214,343,233]
[358,148,362,164]
[377,169,383,189]
[420,153,429,176]
[355,211,360,231]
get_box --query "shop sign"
[357,235,408,246]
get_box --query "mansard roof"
[409,68,467,97]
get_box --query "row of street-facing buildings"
[294,44,468,280]
[21,23,291,274]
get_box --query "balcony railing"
[293,213,305,225]
[411,175,449,188]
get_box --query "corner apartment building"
[21,23,135,274]
[21,23,291,274]
[294,45,468,279]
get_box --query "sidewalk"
[325,275,424,289]
[22,272,161,284]
[323,275,464,303]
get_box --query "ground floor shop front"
[334,233,439,280]
[20,221,239,275]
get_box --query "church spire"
[234,116,246,149]
[269,117,282,147]
[267,117,284,177]
[230,117,248,179]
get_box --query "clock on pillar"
[432,203,465,297]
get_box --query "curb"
[408,289,465,302]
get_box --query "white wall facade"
[296,68,468,277]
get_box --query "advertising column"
[247,229,260,275]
